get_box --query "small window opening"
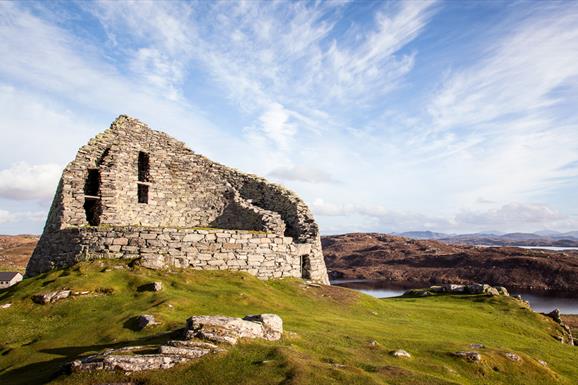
[84,169,100,196]
[138,151,150,182]
[138,184,149,204]
[301,255,311,279]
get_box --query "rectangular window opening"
[138,151,150,182]
[138,184,149,204]
[84,169,100,196]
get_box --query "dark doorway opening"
[301,255,311,279]
[84,198,101,226]
[138,184,149,204]
[83,168,102,226]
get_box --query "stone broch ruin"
[27,115,329,284]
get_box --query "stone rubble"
[32,290,72,304]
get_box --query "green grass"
[0,261,576,385]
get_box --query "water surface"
[332,280,578,314]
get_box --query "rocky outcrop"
[68,313,283,373]
[32,290,71,304]
[403,283,510,297]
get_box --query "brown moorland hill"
[0,235,39,272]
[322,232,578,295]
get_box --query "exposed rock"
[186,314,279,345]
[167,340,224,352]
[0,303,11,309]
[368,340,379,347]
[32,290,71,304]
[504,352,521,362]
[69,354,188,373]
[443,284,465,293]
[469,343,485,349]
[242,314,283,341]
[138,282,163,292]
[452,351,482,362]
[545,308,562,323]
[136,314,158,330]
[391,349,411,358]
[485,286,500,296]
[158,345,212,359]
[538,360,548,367]
[495,286,509,296]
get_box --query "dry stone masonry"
[27,115,329,284]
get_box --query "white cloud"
[0,162,61,200]
[313,199,578,233]
[268,166,338,184]
[0,209,46,224]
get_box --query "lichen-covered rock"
[158,345,212,359]
[27,115,329,284]
[32,290,71,304]
[242,314,283,340]
[186,314,283,344]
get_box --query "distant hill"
[393,230,578,246]
[322,232,578,295]
[0,235,39,273]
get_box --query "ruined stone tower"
[27,115,329,284]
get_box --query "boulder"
[469,343,485,349]
[391,349,411,358]
[138,282,163,292]
[32,290,71,304]
[443,284,465,293]
[186,314,283,344]
[452,351,482,362]
[495,286,509,296]
[504,352,521,362]
[243,314,283,340]
[136,314,158,330]
[484,286,500,296]
[546,308,562,323]
[0,303,11,309]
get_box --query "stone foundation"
[29,226,327,281]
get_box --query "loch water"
[332,279,578,314]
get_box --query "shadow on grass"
[0,330,182,385]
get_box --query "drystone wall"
[28,227,311,280]
[27,115,329,284]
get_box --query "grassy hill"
[0,261,576,385]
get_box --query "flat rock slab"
[186,314,283,344]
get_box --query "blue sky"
[1,0,578,235]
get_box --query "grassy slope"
[0,262,576,385]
